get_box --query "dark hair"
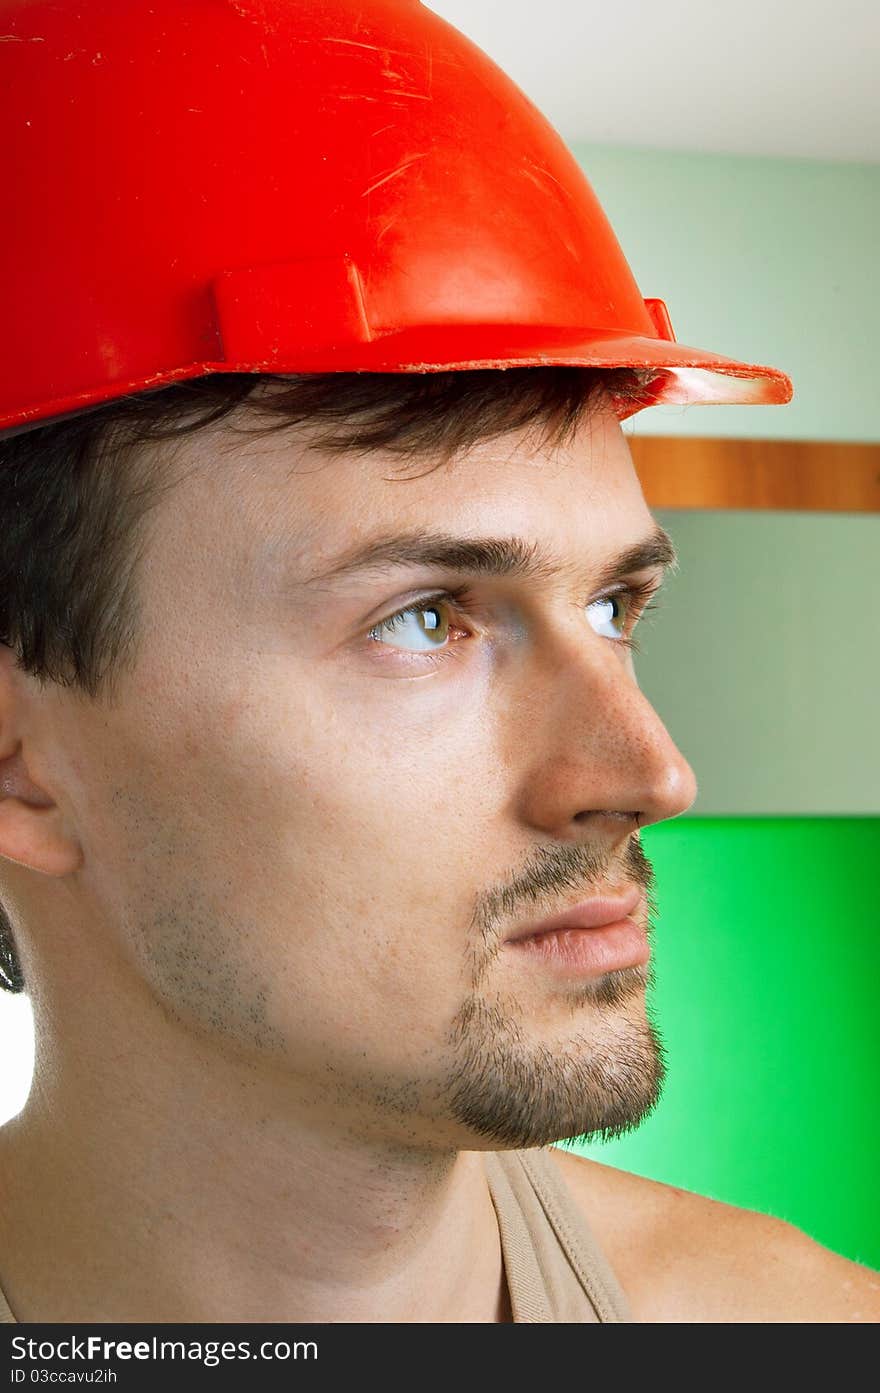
[0,365,650,993]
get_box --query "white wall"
[0,994,34,1125]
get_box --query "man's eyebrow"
[301,524,678,591]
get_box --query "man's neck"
[0,1016,508,1322]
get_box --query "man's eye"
[586,593,632,641]
[586,579,663,649]
[368,600,454,652]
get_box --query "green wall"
[562,817,880,1271]
[571,144,880,444]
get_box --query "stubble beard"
[440,962,667,1150]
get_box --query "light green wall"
[637,509,880,816]
[572,144,880,443]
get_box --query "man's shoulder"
[546,1145,880,1323]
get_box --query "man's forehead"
[188,397,657,590]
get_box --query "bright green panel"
[561,818,880,1271]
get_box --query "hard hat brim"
[0,324,793,438]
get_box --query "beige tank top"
[483,1148,632,1321]
[0,1145,632,1323]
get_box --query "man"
[0,0,877,1322]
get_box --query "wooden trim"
[627,436,880,512]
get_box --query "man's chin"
[441,979,666,1150]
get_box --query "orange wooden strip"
[627,437,880,512]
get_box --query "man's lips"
[504,884,643,944]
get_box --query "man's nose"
[509,631,698,839]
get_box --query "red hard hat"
[1,0,793,435]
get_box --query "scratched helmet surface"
[0,0,793,434]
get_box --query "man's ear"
[0,645,83,878]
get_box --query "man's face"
[49,392,697,1150]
